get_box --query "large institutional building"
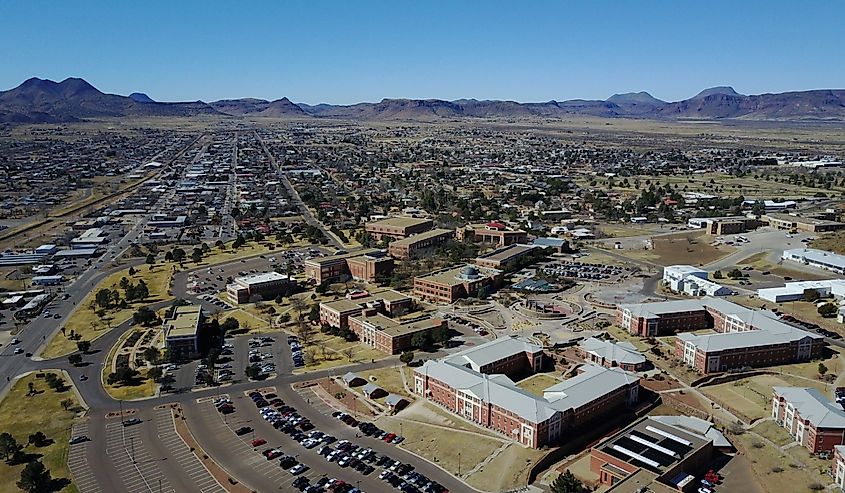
[617,298,825,374]
[164,304,203,360]
[457,222,529,247]
[782,248,845,275]
[413,264,502,304]
[319,290,412,329]
[387,228,454,260]
[365,216,433,241]
[304,249,394,284]
[772,387,845,453]
[413,337,640,448]
[226,271,295,304]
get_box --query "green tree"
[107,367,140,386]
[399,351,414,365]
[245,365,261,380]
[145,253,156,266]
[68,354,83,366]
[550,470,588,493]
[819,363,829,376]
[410,331,432,350]
[76,340,91,353]
[803,289,821,303]
[17,460,52,493]
[147,367,163,382]
[94,288,113,309]
[818,303,838,318]
[143,347,161,365]
[191,248,203,263]
[27,431,49,447]
[133,307,158,325]
[0,432,22,461]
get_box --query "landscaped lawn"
[361,366,412,397]
[515,374,561,397]
[465,443,546,492]
[100,329,158,401]
[0,372,82,493]
[42,265,173,359]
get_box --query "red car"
[383,433,396,442]
[251,438,267,447]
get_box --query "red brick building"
[413,337,640,448]
[348,311,446,354]
[413,264,502,304]
[304,249,394,284]
[620,298,825,374]
[319,289,412,329]
[457,222,528,247]
[772,387,845,453]
[365,216,433,241]
[388,228,454,260]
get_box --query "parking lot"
[103,419,175,493]
[152,406,225,493]
[67,421,103,493]
[541,260,626,281]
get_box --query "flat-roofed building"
[304,249,394,284]
[414,338,639,449]
[164,304,203,360]
[475,244,538,270]
[662,265,731,297]
[758,279,845,303]
[388,228,454,259]
[689,216,762,235]
[457,222,528,247]
[226,271,295,304]
[70,228,108,249]
[765,213,845,232]
[772,387,845,453]
[348,311,447,354]
[413,264,502,304]
[365,216,433,241]
[590,415,729,490]
[783,248,845,275]
[319,289,412,329]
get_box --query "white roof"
[773,387,845,429]
[664,265,707,276]
[580,337,646,366]
[758,279,845,300]
[783,248,845,270]
[649,415,731,448]
[236,271,289,286]
[444,336,542,371]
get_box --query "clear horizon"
[1,0,843,105]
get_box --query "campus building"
[758,279,845,303]
[304,249,394,284]
[618,298,825,373]
[413,264,502,304]
[765,213,845,233]
[348,311,447,354]
[835,445,845,488]
[164,304,203,360]
[319,290,412,329]
[687,216,762,236]
[226,271,295,304]
[579,337,647,372]
[590,415,730,491]
[457,222,529,247]
[413,337,640,448]
[782,248,845,275]
[388,228,454,260]
[772,387,845,453]
[475,244,538,270]
[662,265,731,297]
[365,216,433,241]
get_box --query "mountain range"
[2,77,845,123]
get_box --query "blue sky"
[0,0,842,104]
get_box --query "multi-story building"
[590,415,730,490]
[413,337,640,448]
[782,248,845,275]
[772,387,845,453]
[319,289,412,329]
[304,249,394,284]
[457,222,528,247]
[365,216,433,241]
[164,304,203,360]
[474,244,538,271]
[348,310,446,354]
[413,264,502,304]
[388,228,454,260]
[226,271,295,304]
[578,337,647,372]
[688,216,762,236]
[758,279,845,303]
[619,298,825,373]
[835,445,845,488]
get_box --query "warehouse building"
[772,387,845,453]
[782,248,845,275]
[365,216,433,241]
[758,279,845,303]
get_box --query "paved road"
[253,131,344,249]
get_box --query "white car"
[289,464,307,475]
[10,338,20,345]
